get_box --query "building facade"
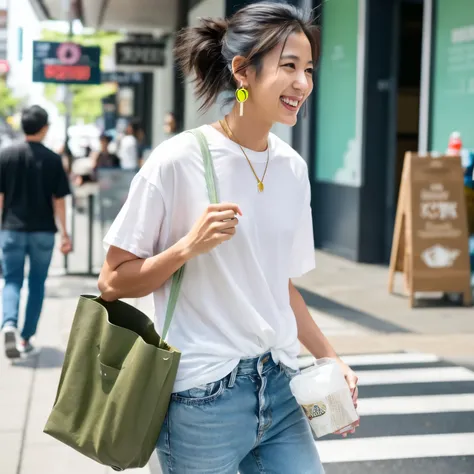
[311,0,473,263]
[183,0,474,265]
[0,0,7,64]
[30,0,474,264]
[6,0,47,105]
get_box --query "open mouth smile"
[280,96,302,111]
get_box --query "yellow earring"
[235,84,249,116]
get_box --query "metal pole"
[418,0,434,154]
[88,194,94,276]
[64,0,74,274]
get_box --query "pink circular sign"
[57,43,81,65]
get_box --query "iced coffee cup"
[289,358,359,438]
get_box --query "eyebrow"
[280,54,313,65]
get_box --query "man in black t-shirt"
[0,105,72,359]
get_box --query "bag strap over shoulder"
[191,128,219,204]
[161,128,219,341]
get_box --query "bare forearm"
[53,198,68,236]
[99,239,191,301]
[289,281,339,360]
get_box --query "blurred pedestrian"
[163,111,177,138]
[98,3,358,473]
[58,140,74,176]
[117,117,143,171]
[93,133,120,171]
[0,105,72,359]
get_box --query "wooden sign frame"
[388,152,472,307]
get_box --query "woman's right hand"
[181,203,242,258]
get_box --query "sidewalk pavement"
[0,273,156,474]
[296,251,474,361]
[1,247,473,474]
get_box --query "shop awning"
[29,0,177,33]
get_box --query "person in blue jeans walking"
[0,105,72,358]
[99,3,359,473]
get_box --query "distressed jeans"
[157,352,325,474]
[1,231,55,341]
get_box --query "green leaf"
[0,78,23,118]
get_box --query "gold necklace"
[219,118,270,193]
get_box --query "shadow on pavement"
[10,355,38,369]
[37,346,65,369]
[296,287,412,334]
[391,290,473,308]
[11,346,65,369]
[46,275,100,299]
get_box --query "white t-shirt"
[118,135,138,170]
[104,125,315,392]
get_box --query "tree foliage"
[0,78,22,118]
[41,29,123,123]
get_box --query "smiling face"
[243,31,314,127]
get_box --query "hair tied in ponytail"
[175,17,231,112]
[175,3,319,113]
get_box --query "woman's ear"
[231,56,248,86]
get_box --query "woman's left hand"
[334,360,360,437]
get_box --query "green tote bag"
[44,129,218,471]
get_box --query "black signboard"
[115,42,166,67]
[32,41,101,85]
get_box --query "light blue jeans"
[157,352,324,474]
[1,231,55,341]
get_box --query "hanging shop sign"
[115,42,166,67]
[32,41,101,85]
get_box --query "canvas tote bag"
[44,129,218,471]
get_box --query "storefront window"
[314,0,361,186]
[430,0,474,152]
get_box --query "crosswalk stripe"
[341,352,440,366]
[298,352,441,370]
[317,433,474,463]
[300,352,474,469]
[357,367,474,386]
[357,393,474,416]
[360,379,474,398]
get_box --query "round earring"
[235,83,249,116]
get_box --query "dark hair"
[21,105,49,135]
[100,133,113,144]
[175,1,319,112]
[128,117,143,134]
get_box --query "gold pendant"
[257,181,264,193]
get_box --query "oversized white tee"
[104,125,315,392]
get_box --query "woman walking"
[99,3,359,473]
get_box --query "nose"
[294,70,311,94]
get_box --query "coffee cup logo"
[303,402,327,420]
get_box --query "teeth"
[281,97,299,107]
